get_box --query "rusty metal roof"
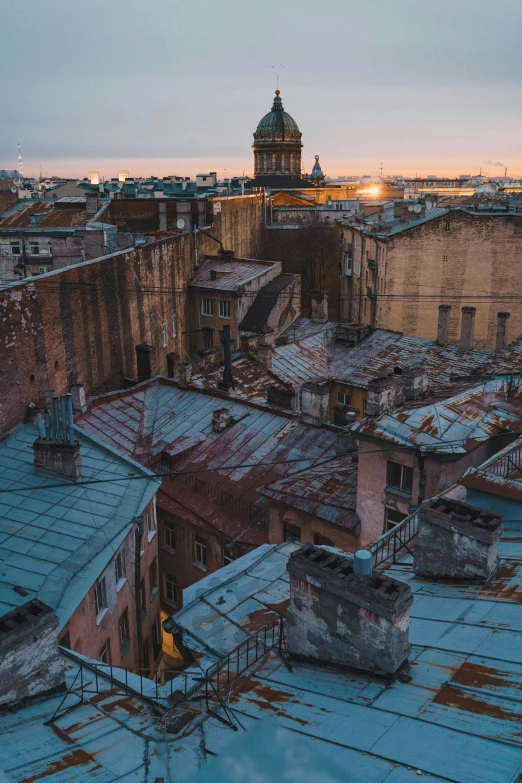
[0,200,96,229]
[487,335,522,375]
[354,376,522,453]
[260,456,358,528]
[189,255,278,291]
[279,316,337,343]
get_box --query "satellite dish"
[413,204,422,213]
[10,187,17,193]
[176,218,185,229]
[408,205,414,212]
[425,199,433,209]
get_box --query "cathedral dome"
[255,90,300,136]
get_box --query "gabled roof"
[189,256,278,291]
[0,423,159,624]
[239,273,299,333]
[353,376,522,454]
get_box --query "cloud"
[484,159,505,167]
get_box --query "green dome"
[255,90,300,135]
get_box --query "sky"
[1,0,521,180]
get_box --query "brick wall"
[0,235,192,434]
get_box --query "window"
[145,504,157,541]
[11,244,20,255]
[223,546,236,566]
[59,631,71,649]
[387,461,413,496]
[94,577,107,616]
[164,524,176,551]
[202,327,213,349]
[283,522,301,542]
[118,608,130,656]
[149,557,158,599]
[218,299,230,319]
[194,535,207,568]
[201,298,213,316]
[152,616,162,659]
[314,533,334,547]
[140,579,146,616]
[30,244,39,255]
[384,507,408,533]
[171,313,177,338]
[114,551,125,584]
[161,322,167,348]
[100,638,111,664]
[165,573,177,605]
[337,391,351,406]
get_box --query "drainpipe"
[371,242,379,330]
[358,234,364,323]
[134,516,144,669]
[417,452,426,506]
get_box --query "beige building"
[339,203,522,349]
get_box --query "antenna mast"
[17,142,23,178]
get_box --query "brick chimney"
[286,546,413,676]
[178,362,192,387]
[459,306,476,349]
[212,407,233,433]
[300,381,330,424]
[33,392,81,479]
[495,311,510,353]
[366,375,404,416]
[436,304,451,346]
[414,498,503,582]
[0,600,65,710]
[402,365,429,401]
[70,383,86,415]
[311,291,328,323]
[136,344,156,382]
[85,191,100,216]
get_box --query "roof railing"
[365,510,419,569]
[487,443,522,478]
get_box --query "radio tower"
[17,142,23,178]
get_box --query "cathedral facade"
[250,90,304,187]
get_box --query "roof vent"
[414,498,503,582]
[286,545,413,676]
[212,407,233,433]
[33,391,81,479]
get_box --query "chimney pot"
[495,311,510,353]
[178,362,192,387]
[286,545,413,676]
[436,304,451,346]
[366,374,404,417]
[212,407,232,433]
[459,306,476,349]
[310,291,328,324]
[353,549,372,577]
[414,498,503,582]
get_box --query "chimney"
[218,324,234,390]
[402,365,429,401]
[414,498,503,582]
[311,291,328,323]
[0,600,65,710]
[136,344,156,382]
[85,191,100,216]
[459,306,476,349]
[166,352,178,379]
[177,362,192,387]
[336,427,357,455]
[436,304,451,346]
[212,407,232,433]
[256,329,275,372]
[300,382,330,424]
[158,202,167,231]
[70,383,86,415]
[33,392,81,479]
[365,375,404,417]
[286,546,413,676]
[495,311,510,353]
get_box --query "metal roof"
[354,376,522,453]
[189,256,278,291]
[0,422,159,625]
[260,455,358,528]
[3,524,522,781]
[279,315,337,344]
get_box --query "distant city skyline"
[2,0,521,180]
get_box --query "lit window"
[194,535,207,567]
[119,608,130,655]
[165,573,177,605]
[171,313,177,337]
[164,524,175,551]
[218,299,230,319]
[161,323,167,348]
[100,639,111,664]
[201,298,213,316]
[337,392,351,406]
[94,577,107,616]
[114,551,125,583]
[386,461,413,496]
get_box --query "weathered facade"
[339,205,522,348]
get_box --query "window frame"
[202,327,213,349]
[164,523,176,552]
[94,577,107,617]
[161,322,167,348]
[201,297,213,317]
[218,299,230,319]
[384,507,408,533]
[148,557,159,600]
[194,535,208,569]
[283,522,301,542]
[114,550,125,585]
[118,608,130,655]
[30,244,40,256]
[11,244,20,255]
[100,638,112,664]
[171,313,177,338]
[386,460,413,497]
[337,391,351,406]
[165,573,177,606]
